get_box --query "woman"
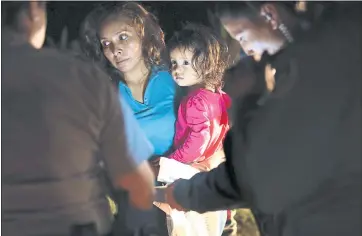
[80,2,177,235]
[81,2,176,156]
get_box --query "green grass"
[235,209,260,236]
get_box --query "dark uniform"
[2,30,153,236]
[172,4,361,236]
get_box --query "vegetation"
[235,209,260,236]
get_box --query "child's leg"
[218,211,228,235]
[222,210,238,236]
[184,210,227,236]
[210,211,228,236]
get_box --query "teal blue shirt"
[119,69,176,156]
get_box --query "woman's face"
[99,16,143,73]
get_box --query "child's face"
[170,48,203,87]
[99,16,143,73]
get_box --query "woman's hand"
[153,201,172,215]
[149,157,161,177]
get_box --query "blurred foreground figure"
[164,2,362,236]
[2,2,155,236]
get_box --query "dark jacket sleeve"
[173,129,248,212]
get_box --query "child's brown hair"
[168,23,230,89]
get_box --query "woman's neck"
[123,59,150,88]
[122,59,151,103]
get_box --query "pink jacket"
[169,88,231,164]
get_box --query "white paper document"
[157,157,200,183]
[156,157,226,236]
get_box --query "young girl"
[167,23,231,170]
[158,23,231,236]
[80,2,176,235]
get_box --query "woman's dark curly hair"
[168,23,230,90]
[80,2,168,84]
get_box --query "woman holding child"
[81,2,231,235]
[81,2,176,235]
[159,23,232,235]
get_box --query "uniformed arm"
[171,129,246,212]
[98,69,155,210]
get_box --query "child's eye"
[119,34,128,41]
[170,60,177,65]
[183,61,190,66]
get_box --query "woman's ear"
[260,3,280,31]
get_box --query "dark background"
[46,1,217,43]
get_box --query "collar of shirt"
[118,68,176,156]
[118,68,175,111]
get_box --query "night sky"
[46,1,217,43]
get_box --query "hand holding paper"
[154,158,226,235]
[153,157,199,213]
[154,182,186,214]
